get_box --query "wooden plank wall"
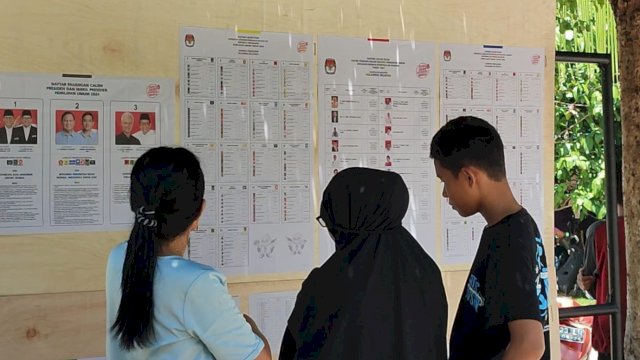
[0,0,558,358]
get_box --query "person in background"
[577,164,626,360]
[431,116,549,359]
[331,140,339,152]
[78,112,98,145]
[55,111,83,145]
[133,113,156,145]
[115,112,141,145]
[20,110,37,144]
[0,109,8,144]
[330,96,338,109]
[280,167,447,359]
[106,147,271,359]
[331,111,338,123]
[385,155,392,166]
[0,109,26,144]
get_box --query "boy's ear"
[460,167,479,187]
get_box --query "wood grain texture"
[0,282,305,360]
[0,291,106,360]
[0,233,125,296]
[614,2,640,358]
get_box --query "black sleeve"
[485,225,541,326]
[280,268,320,359]
[433,270,449,360]
[278,327,296,360]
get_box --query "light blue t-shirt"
[78,130,98,145]
[55,131,84,145]
[106,242,264,360]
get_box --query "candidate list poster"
[0,73,174,235]
[317,36,438,262]
[180,27,314,275]
[439,44,545,266]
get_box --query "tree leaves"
[554,0,622,220]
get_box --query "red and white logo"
[185,34,195,47]
[297,41,308,53]
[325,58,336,75]
[416,63,430,78]
[146,84,160,98]
[531,54,541,65]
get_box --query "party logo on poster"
[297,41,308,53]
[325,58,336,75]
[416,63,430,78]
[185,34,195,47]
[443,50,452,62]
[146,84,160,98]
[531,54,541,65]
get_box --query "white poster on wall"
[109,101,164,225]
[317,36,438,262]
[439,44,545,265]
[0,74,174,235]
[180,27,314,275]
[249,291,297,358]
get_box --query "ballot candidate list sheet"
[249,291,297,358]
[317,36,438,262]
[180,28,314,275]
[0,73,175,234]
[439,44,545,265]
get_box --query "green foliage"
[556,0,619,80]
[554,0,621,219]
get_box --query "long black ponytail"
[111,147,205,349]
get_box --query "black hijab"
[280,167,447,359]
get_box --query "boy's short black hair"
[430,116,506,181]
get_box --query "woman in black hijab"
[280,167,447,359]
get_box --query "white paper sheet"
[249,291,298,357]
[317,36,438,263]
[180,27,314,275]
[0,74,174,234]
[439,44,545,265]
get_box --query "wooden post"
[610,1,640,358]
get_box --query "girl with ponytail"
[106,147,271,359]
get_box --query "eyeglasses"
[316,215,326,228]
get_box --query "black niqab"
[280,167,447,359]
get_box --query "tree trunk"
[610,1,640,358]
